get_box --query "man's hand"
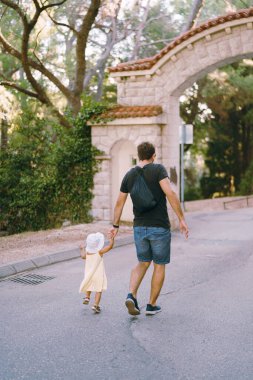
[179,219,189,239]
[109,227,119,239]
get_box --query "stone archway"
[91,7,253,221]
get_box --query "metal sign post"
[179,123,193,211]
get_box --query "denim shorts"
[134,226,171,265]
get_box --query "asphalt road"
[1,208,253,380]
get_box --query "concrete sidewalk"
[0,235,134,280]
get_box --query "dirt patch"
[0,222,133,265]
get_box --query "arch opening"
[110,139,137,222]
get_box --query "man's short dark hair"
[137,142,155,160]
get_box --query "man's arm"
[110,192,128,238]
[159,177,189,239]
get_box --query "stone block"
[140,86,156,97]
[240,29,253,46]
[96,142,110,155]
[117,83,125,97]
[242,42,253,54]
[152,135,162,145]
[92,127,108,136]
[218,40,232,59]
[143,95,157,104]
[93,195,110,209]
[101,160,110,172]
[0,265,16,279]
[129,128,141,141]
[118,97,133,106]
[126,88,140,97]
[135,136,146,146]
[94,171,109,185]
[127,81,148,88]
[93,184,104,196]
[13,260,36,273]
[103,209,111,221]
[229,36,242,55]
[194,43,208,60]
[139,127,153,136]
[100,135,115,149]
[103,185,110,196]
[32,255,50,268]
[92,136,100,146]
[107,128,119,140]
[117,127,130,140]
[92,208,104,220]
[48,249,79,265]
[155,88,165,103]
[206,42,221,60]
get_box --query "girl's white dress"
[79,251,107,293]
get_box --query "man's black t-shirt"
[120,163,170,229]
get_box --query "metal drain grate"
[8,273,55,285]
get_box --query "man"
[110,142,188,316]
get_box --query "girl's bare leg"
[94,292,102,306]
[86,291,91,299]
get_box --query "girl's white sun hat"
[86,232,105,254]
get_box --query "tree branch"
[182,0,205,33]
[145,14,171,26]
[0,31,73,101]
[41,0,67,11]
[74,0,101,103]
[130,0,152,60]
[0,0,26,22]
[0,80,40,98]
[0,5,8,20]
[45,8,77,34]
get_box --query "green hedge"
[0,99,107,234]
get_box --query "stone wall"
[91,119,165,221]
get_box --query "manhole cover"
[8,273,55,285]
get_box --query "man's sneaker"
[125,293,140,315]
[146,304,161,315]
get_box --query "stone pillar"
[162,95,180,195]
[92,155,111,221]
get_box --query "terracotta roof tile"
[95,105,163,120]
[109,7,253,73]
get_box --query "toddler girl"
[79,232,114,313]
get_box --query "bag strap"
[133,166,156,200]
[134,166,164,204]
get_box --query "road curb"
[0,235,134,280]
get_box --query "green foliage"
[180,61,253,199]
[239,160,253,195]
[0,98,108,234]
[184,163,203,201]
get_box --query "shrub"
[0,98,107,234]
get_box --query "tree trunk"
[95,63,106,101]
[182,0,205,33]
[1,118,8,150]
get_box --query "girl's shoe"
[92,305,101,313]
[83,297,90,305]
